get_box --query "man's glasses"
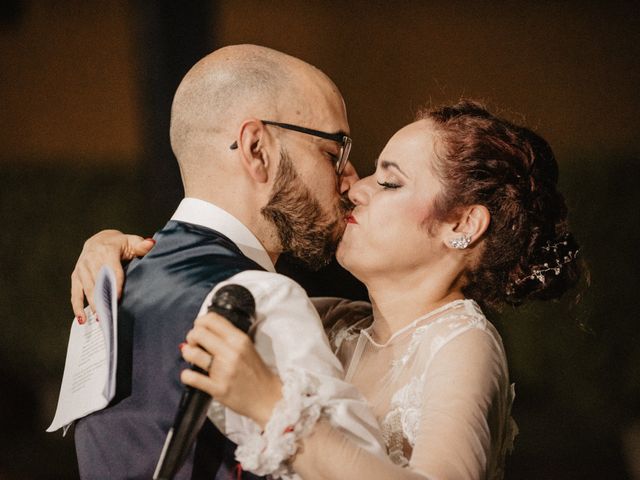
[230,120,352,175]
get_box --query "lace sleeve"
[408,327,515,480]
[233,368,330,479]
[244,328,514,480]
[235,308,514,480]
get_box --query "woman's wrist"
[234,368,329,478]
[254,374,283,429]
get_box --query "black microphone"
[153,284,256,480]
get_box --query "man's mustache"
[339,193,355,216]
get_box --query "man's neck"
[172,197,280,272]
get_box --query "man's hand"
[71,230,155,322]
[181,313,283,429]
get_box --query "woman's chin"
[335,242,347,267]
[336,243,364,281]
[336,241,356,272]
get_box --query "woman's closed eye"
[377,180,402,190]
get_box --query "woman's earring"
[449,234,471,249]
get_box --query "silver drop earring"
[449,234,471,249]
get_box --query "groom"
[71,45,382,479]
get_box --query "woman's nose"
[348,175,373,206]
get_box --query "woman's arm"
[182,312,428,480]
[287,328,510,480]
[182,316,511,480]
[281,322,510,480]
[70,230,154,321]
[408,328,511,479]
[289,419,429,480]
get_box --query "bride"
[73,100,580,479]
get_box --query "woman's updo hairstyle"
[420,100,581,309]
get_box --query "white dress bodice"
[322,298,517,479]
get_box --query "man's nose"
[339,161,359,194]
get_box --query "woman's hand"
[181,312,283,429]
[71,230,155,322]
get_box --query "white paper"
[47,266,118,434]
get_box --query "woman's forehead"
[379,120,436,169]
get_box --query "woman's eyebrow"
[376,158,408,177]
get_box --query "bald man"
[72,45,383,479]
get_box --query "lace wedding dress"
[318,298,518,480]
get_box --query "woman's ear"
[445,204,490,249]
[235,118,271,183]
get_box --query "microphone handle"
[153,285,255,480]
[153,367,212,480]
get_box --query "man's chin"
[285,250,333,271]
[298,236,340,270]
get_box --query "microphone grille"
[210,284,256,318]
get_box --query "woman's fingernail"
[179,342,186,351]
[77,316,85,325]
[145,238,156,245]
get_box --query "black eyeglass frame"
[229,120,352,175]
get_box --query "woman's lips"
[346,214,358,224]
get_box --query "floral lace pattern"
[330,323,362,352]
[234,368,329,479]
[380,374,425,466]
[331,299,517,477]
[391,324,431,368]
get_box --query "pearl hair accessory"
[513,234,579,286]
[449,234,472,249]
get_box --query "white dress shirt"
[171,197,276,273]
[171,198,386,474]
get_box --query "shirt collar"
[170,198,276,272]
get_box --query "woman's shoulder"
[418,299,506,359]
[431,299,489,329]
[424,299,493,330]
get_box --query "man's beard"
[261,150,352,271]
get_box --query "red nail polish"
[77,316,85,325]
[179,342,186,351]
[145,238,156,245]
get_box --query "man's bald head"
[169,45,345,191]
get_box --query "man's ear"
[445,204,491,248]
[236,118,272,183]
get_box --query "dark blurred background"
[1,1,638,478]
